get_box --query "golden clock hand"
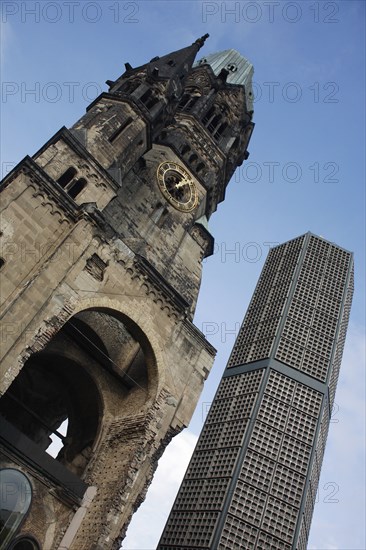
[175,179,189,189]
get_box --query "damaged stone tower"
[0,37,254,548]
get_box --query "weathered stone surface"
[0,38,253,549]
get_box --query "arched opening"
[56,168,87,200]
[181,144,191,156]
[0,309,155,479]
[177,94,200,113]
[57,167,77,188]
[202,103,229,140]
[68,178,87,199]
[208,114,222,133]
[0,349,101,476]
[214,122,228,140]
[0,469,32,549]
[202,105,215,126]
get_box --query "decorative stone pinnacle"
[194,33,209,49]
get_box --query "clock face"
[157,162,198,212]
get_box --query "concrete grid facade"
[158,232,354,550]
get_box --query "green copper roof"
[195,49,254,111]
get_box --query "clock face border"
[156,161,199,212]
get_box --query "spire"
[116,35,210,83]
[143,35,210,81]
[194,33,210,50]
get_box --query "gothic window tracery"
[202,103,229,141]
[177,88,201,113]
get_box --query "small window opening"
[68,178,87,199]
[140,89,158,110]
[185,96,199,113]
[214,122,228,139]
[202,106,216,126]
[0,258,5,270]
[177,94,190,111]
[177,94,200,113]
[181,144,190,156]
[57,167,77,188]
[56,168,87,200]
[189,154,198,164]
[208,114,222,133]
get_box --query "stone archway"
[0,307,159,479]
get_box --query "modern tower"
[158,233,354,550]
[0,38,255,549]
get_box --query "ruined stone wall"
[0,161,215,548]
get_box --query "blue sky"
[1,1,365,548]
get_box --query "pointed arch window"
[208,114,222,133]
[214,122,228,140]
[202,106,216,126]
[203,104,229,141]
[177,86,201,113]
[177,94,200,113]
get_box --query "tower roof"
[195,49,254,111]
[122,34,210,82]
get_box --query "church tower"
[0,38,254,549]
